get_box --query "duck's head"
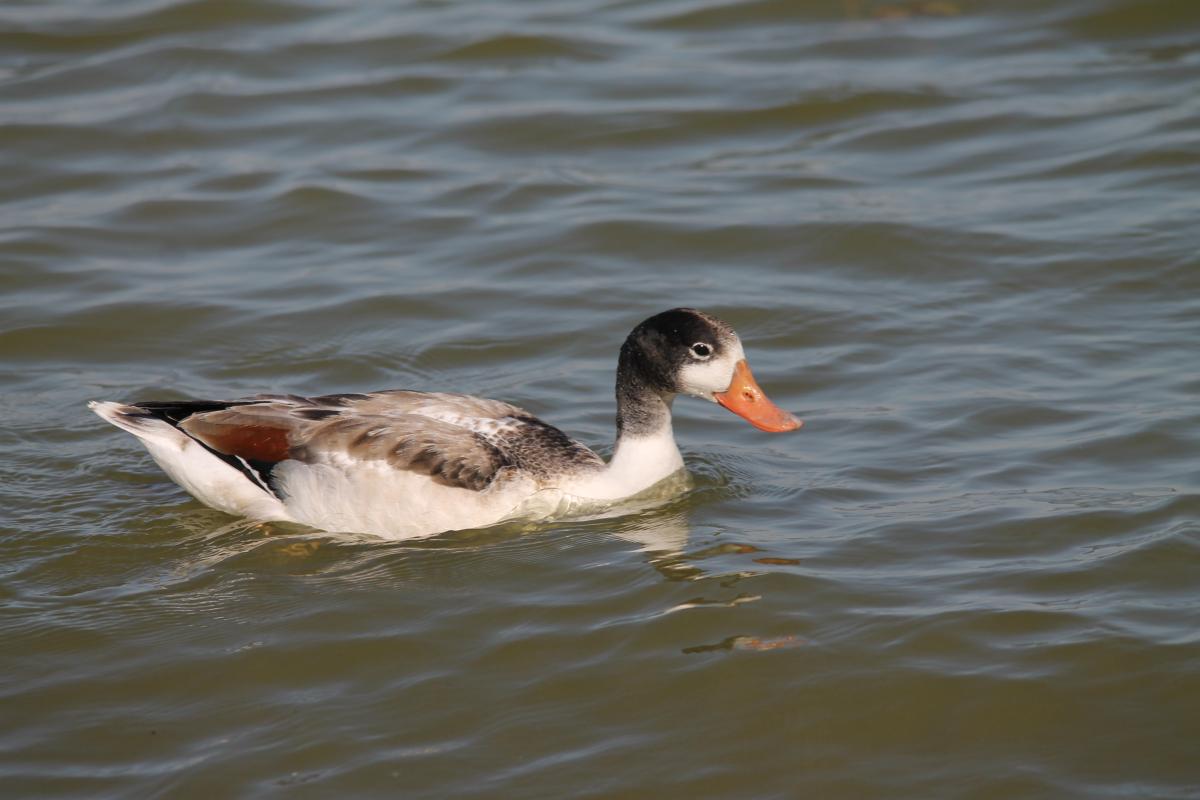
[618,308,801,434]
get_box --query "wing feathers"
[181,418,293,463]
[119,390,599,495]
[292,414,509,491]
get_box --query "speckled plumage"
[148,390,607,494]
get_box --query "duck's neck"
[575,367,683,500]
[603,415,684,498]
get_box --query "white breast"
[274,460,544,540]
[562,425,684,501]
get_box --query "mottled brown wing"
[291,390,529,421]
[290,414,512,491]
[178,398,514,491]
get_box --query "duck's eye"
[691,342,712,358]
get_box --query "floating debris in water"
[683,634,805,654]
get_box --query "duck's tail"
[88,400,288,520]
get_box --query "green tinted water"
[2,1,1198,797]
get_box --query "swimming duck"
[90,308,800,539]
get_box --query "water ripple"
[3,0,1199,796]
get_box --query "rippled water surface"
[3,0,1199,797]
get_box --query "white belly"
[272,461,548,540]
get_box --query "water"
[3,0,1199,797]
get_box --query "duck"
[90,308,801,539]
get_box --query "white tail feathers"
[89,400,288,521]
[89,401,175,441]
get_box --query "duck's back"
[93,390,606,538]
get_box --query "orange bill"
[714,360,802,433]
